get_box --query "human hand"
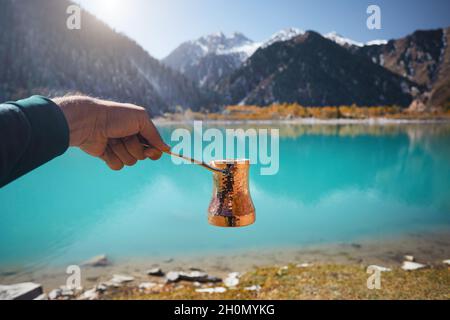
[53,96,170,170]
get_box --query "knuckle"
[109,139,120,146]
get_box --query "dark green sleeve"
[0,96,69,188]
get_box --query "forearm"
[0,96,70,188]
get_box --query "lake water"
[1,123,450,273]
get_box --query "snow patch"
[325,31,364,47]
[325,32,387,48]
[439,28,447,65]
[217,42,262,61]
[366,39,388,46]
[262,27,304,48]
[188,32,259,62]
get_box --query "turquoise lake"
[1,123,450,271]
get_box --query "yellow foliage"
[161,103,450,121]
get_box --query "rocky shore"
[1,231,449,300]
[2,257,449,300]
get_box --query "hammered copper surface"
[208,159,256,227]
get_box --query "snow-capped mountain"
[163,28,390,89]
[262,27,305,48]
[163,28,311,88]
[324,31,364,47]
[324,31,387,48]
[163,32,260,88]
[217,27,450,110]
[216,30,416,108]
[163,32,258,72]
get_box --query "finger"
[123,135,145,160]
[80,140,107,158]
[109,139,137,166]
[100,146,124,171]
[144,147,163,161]
[138,114,170,153]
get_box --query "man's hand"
[53,96,170,170]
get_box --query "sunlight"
[93,0,123,23]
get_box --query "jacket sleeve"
[0,95,70,188]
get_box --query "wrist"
[52,96,95,147]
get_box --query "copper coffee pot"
[207,159,256,228]
[142,141,255,227]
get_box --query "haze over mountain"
[0,0,209,114]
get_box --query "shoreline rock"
[166,271,221,284]
[147,268,164,277]
[368,265,392,272]
[82,254,110,267]
[139,282,158,291]
[195,287,226,294]
[401,261,426,271]
[110,274,134,285]
[296,263,313,268]
[224,272,240,287]
[78,288,99,300]
[244,285,261,292]
[0,282,43,300]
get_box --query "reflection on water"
[0,124,449,271]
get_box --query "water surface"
[1,123,449,272]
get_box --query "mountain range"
[166,28,449,109]
[353,28,450,110]
[162,28,389,90]
[1,0,449,112]
[163,31,261,89]
[163,28,306,89]
[216,31,415,107]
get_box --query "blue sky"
[75,0,450,59]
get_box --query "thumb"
[138,115,171,153]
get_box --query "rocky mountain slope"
[0,0,208,114]
[355,28,450,110]
[216,31,416,107]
